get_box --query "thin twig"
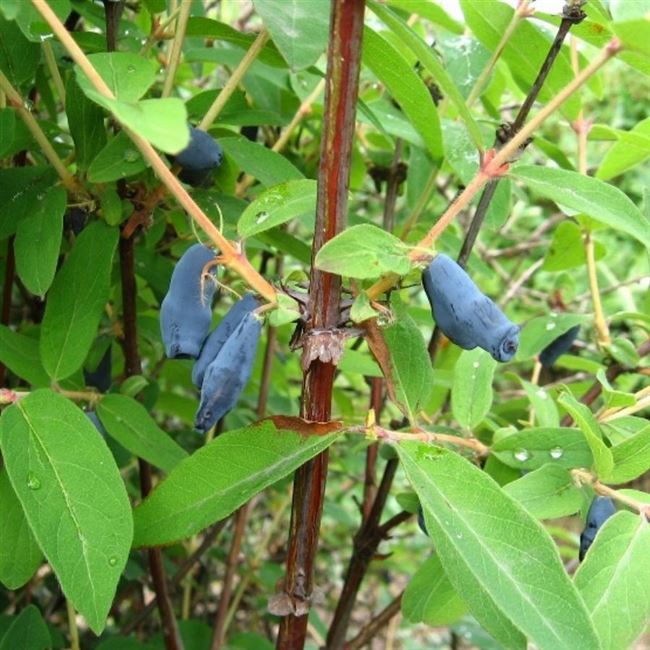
[465,0,532,107]
[236,79,325,196]
[210,504,250,650]
[66,599,80,650]
[42,40,66,106]
[343,592,404,650]
[366,37,620,302]
[161,0,192,98]
[120,522,226,635]
[198,28,269,131]
[0,70,78,192]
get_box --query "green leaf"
[238,179,317,239]
[511,166,650,248]
[0,325,50,387]
[492,427,593,471]
[65,75,107,172]
[349,292,378,324]
[503,464,582,519]
[0,469,43,589]
[558,392,614,480]
[363,26,442,160]
[75,52,156,102]
[596,118,650,180]
[451,348,497,430]
[10,0,69,42]
[609,423,650,484]
[542,221,606,272]
[40,222,119,381]
[574,511,650,650]
[96,394,188,473]
[596,368,635,410]
[0,15,40,86]
[133,421,340,546]
[517,313,587,361]
[613,17,650,58]
[185,17,286,67]
[517,379,559,428]
[0,166,58,240]
[383,294,434,420]
[402,554,468,626]
[253,0,329,70]
[0,605,51,650]
[460,0,581,119]
[399,444,599,650]
[388,0,463,33]
[314,224,411,279]
[88,131,147,183]
[0,390,133,634]
[14,185,65,296]
[94,96,189,154]
[370,2,483,152]
[220,136,303,187]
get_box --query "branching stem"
[30,0,277,304]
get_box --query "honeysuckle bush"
[0,1,649,649]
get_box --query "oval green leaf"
[40,221,119,381]
[133,421,339,547]
[0,390,133,634]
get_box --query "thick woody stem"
[275,1,365,647]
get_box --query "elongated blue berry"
[160,244,218,359]
[417,505,428,536]
[192,293,259,388]
[579,496,616,562]
[194,311,262,433]
[175,126,223,187]
[539,325,580,368]
[422,254,519,362]
[84,344,112,392]
[86,410,107,437]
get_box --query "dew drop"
[123,149,139,163]
[549,446,564,460]
[108,556,118,567]
[456,532,463,539]
[545,322,556,331]
[513,448,530,462]
[255,211,269,224]
[472,361,480,368]
[536,388,548,400]
[127,64,136,73]
[26,472,41,490]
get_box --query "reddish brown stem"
[362,378,383,521]
[275,2,365,647]
[210,503,250,650]
[120,234,183,650]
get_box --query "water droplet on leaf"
[545,322,556,331]
[108,556,118,567]
[255,211,269,224]
[514,448,530,462]
[123,149,138,163]
[549,446,564,460]
[27,472,41,490]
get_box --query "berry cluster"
[160,245,262,434]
